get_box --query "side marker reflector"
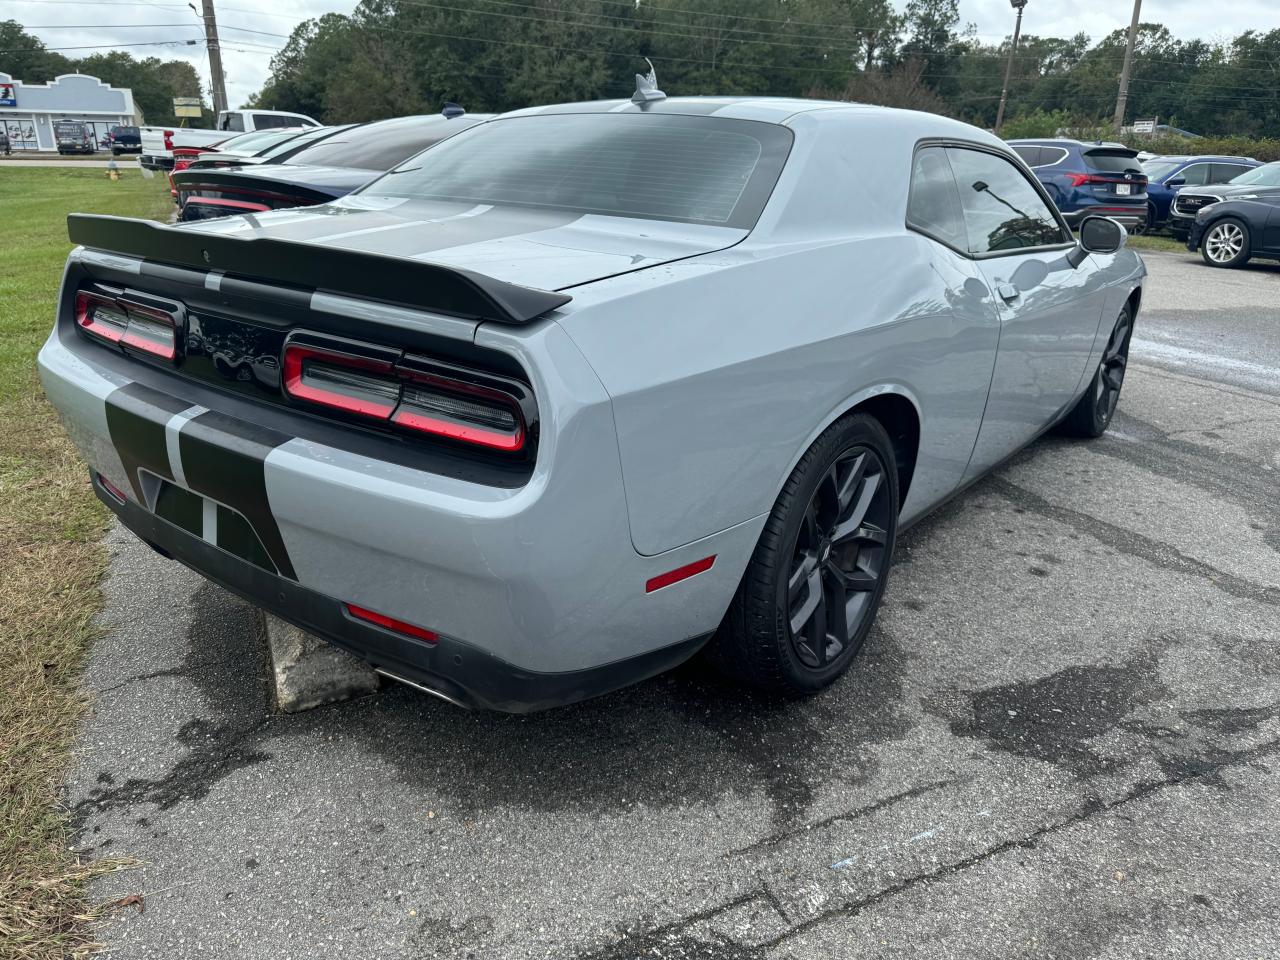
[646,555,716,594]
[345,603,438,644]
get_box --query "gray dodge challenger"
[39,93,1145,711]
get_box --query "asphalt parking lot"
[69,248,1280,959]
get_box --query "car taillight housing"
[1068,173,1148,188]
[163,129,174,151]
[74,289,179,361]
[282,333,533,455]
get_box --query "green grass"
[0,168,172,960]
[1127,233,1188,255]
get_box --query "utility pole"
[994,0,1028,136]
[1112,0,1142,136]
[199,0,228,117]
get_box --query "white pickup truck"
[139,108,320,170]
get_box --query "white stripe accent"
[201,497,218,545]
[309,292,478,342]
[204,270,224,291]
[163,405,206,489]
[310,204,495,243]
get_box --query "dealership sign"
[0,83,15,107]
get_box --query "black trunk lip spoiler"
[67,213,571,325]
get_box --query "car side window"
[946,147,1068,255]
[1179,163,1210,186]
[1210,163,1248,183]
[906,146,967,252]
[1011,145,1041,167]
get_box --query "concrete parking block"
[262,613,379,712]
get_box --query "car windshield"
[1229,163,1280,186]
[363,113,794,228]
[1083,149,1143,175]
[216,128,306,156]
[1141,160,1184,181]
[258,124,352,161]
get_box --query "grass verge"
[1127,233,1188,254]
[0,168,171,960]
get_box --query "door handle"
[997,282,1020,303]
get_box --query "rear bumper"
[97,476,709,711]
[1063,205,1147,229]
[140,153,174,171]
[38,285,760,708]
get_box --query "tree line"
[1,20,204,127]
[244,0,1280,139]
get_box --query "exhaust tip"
[374,668,470,710]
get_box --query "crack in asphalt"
[762,733,1280,947]
[726,780,956,857]
[987,478,1280,607]
[569,734,1280,958]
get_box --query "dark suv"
[107,125,142,155]
[1008,139,1148,231]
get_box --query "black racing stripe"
[178,410,297,581]
[104,382,191,498]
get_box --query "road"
[70,248,1280,959]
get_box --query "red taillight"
[182,195,273,214]
[1068,173,1147,188]
[282,343,399,419]
[391,372,524,452]
[75,290,177,361]
[345,603,438,644]
[119,302,178,361]
[646,555,716,593]
[281,337,529,453]
[75,291,128,344]
[163,129,174,151]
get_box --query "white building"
[0,71,137,152]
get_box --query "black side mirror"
[1068,216,1126,267]
[1167,176,1185,187]
[1080,216,1126,253]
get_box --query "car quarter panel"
[557,233,1002,555]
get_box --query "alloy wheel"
[1204,222,1245,264]
[1095,311,1132,423]
[786,446,891,670]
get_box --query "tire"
[1138,202,1158,235]
[1200,217,1252,268]
[1059,304,1133,438]
[706,412,899,696]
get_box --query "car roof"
[500,96,919,125]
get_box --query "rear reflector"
[96,472,128,503]
[345,603,438,644]
[646,555,716,593]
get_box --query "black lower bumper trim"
[94,475,709,712]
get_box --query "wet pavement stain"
[934,658,1168,778]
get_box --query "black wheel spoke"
[783,440,894,673]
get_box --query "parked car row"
[167,109,490,221]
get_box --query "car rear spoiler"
[67,214,572,325]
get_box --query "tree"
[0,20,73,81]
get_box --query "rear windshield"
[363,113,793,228]
[285,116,480,172]
[1141,160,1183,181]
[1083,149,1143,175]
[1230,162,1280,186]
[258,124,352,161]
[216,128,305,156]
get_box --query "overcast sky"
[10,0,1277,112]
